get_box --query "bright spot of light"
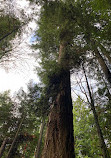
[0,67,39,95]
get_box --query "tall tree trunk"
[99,44,111,64]
[41,43,75,158]
[7,116,25,158]
[82,65,110,158]
[89,40,111,85]
[95,49,111,85]
[35,119,45,158]
[102,74,111,101]
[0,137,7,158]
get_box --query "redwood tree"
[35,1,77,158]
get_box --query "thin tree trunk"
[41,43,75,158]
[0,137,7,158]
[96,62,111,101]
[82,65,110,158]
[35,119,45,158]
[95,49,111,85]
[99,44,111,64]
[7,116,25,158]
[0,27,19,43]
[89,40,111,85]
[102,74,111,101]
[104,53,111,64]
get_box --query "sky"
[0,0,40,95]
[0,61,39,94]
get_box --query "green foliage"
[93,79,111,154]
[0,15,19,39]
[34,0,82,63]
[33,0,88,103]
[73,97,103,157]
[90,0,111,10]
[34,0,111,86]
[0,87,47,157]
[14,85,47,158]
[0,91,15,138]
[0,14,21,59]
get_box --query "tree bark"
[0,137,7,158]
[82,65,110,158]
[35,119,45,158]
[41,43,75,158]
[89,40,111,85]
[104,53,111,64]
[101,74,111,101]
[99,44,111,64]
[95,49,111,85]
[7,116,25,158]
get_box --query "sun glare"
[0,67,39,95]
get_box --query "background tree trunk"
[35,119,45,158]
[95,49,111,85]
[0,137,7,158]
[83,65,110,158]
[99,44,111,64]
[7,116,25,158]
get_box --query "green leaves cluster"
[0,14,21,59]
[73,97,102,157]
[0,86,47,157]
[0,91,15,138]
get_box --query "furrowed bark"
[41,42,75,158]
[83,65,110,158]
